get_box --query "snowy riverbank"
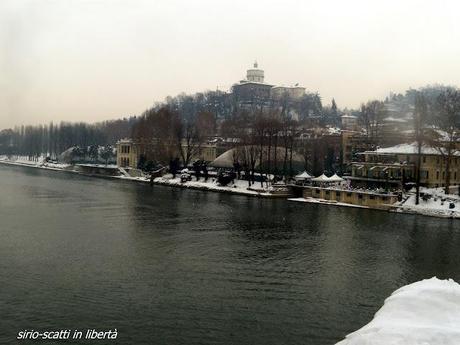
[152,175,289,197]
[0,155,71,171]
[337,277,460,345]
[394,187,460,219]
[2,156,460,214]
[0,157,284,198]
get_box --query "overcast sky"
[1,0,460,129]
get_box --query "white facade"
[271,86,306,100]
[246,62,265,83]
[341,114,358,130]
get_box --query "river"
[1,164,460,344]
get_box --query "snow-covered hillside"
[337,277,460,345]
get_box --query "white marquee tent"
[294,171,312,181]
[311,174,330,182]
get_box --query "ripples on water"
[1,165,460,344]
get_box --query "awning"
[311,173,330,182]
[294,171,312,180]
[328,173,344,182]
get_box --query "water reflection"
[2,164,460,345]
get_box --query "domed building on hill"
[231,61,306,107]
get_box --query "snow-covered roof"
[326,127,341,135]
[383,116,408,123]
[362,142,460,156]
[116,138,133,144]
[271,85,305,90]
[237,80,274,87]
[210,149,235,168]
[341,114,357,119]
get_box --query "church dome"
[246,61,264,83]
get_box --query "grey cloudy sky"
[1,0,460,128]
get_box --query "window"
[347,192,352,197]
[422,156,426,163]
[358,194,363,199]
[336,192,341,198]
[316,189,320,194]
[436,171,440,179]
[369,195,375,200]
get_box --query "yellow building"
[341,131,373,167]
[193,143,217,163]
[116,138,217,169]
[350,142,460,188]
[116,139,141,168]
[302,186,398,209]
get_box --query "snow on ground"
[0,157,278,197]
[288,197,372,209]
[396,187,460,218]
[153,175,277,197]
[0,156,71,170]
[0,155,43,166]
[77,163,118,168]
[337,277,460,345]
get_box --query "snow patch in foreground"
[337,277,460,345]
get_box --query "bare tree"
[414,93,428,204]
[433,90,460,194]
[359,100,387,148]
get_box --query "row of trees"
[355,86,460,202]
[159,89,328,122]
[0,88,336,162]
[413,89,460,201]
[131,103,307,186]
[0,118,136,158]
[221,110,301,186]
[131,107,215,168]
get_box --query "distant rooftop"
[116,138,133,144]
[362,142,460,156]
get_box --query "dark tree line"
[158,89,329,125]
[0,118,137,158]
[0,87,331,162]
[400,88,460,202]
[131,104,216,168]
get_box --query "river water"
[1,164,460,344]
